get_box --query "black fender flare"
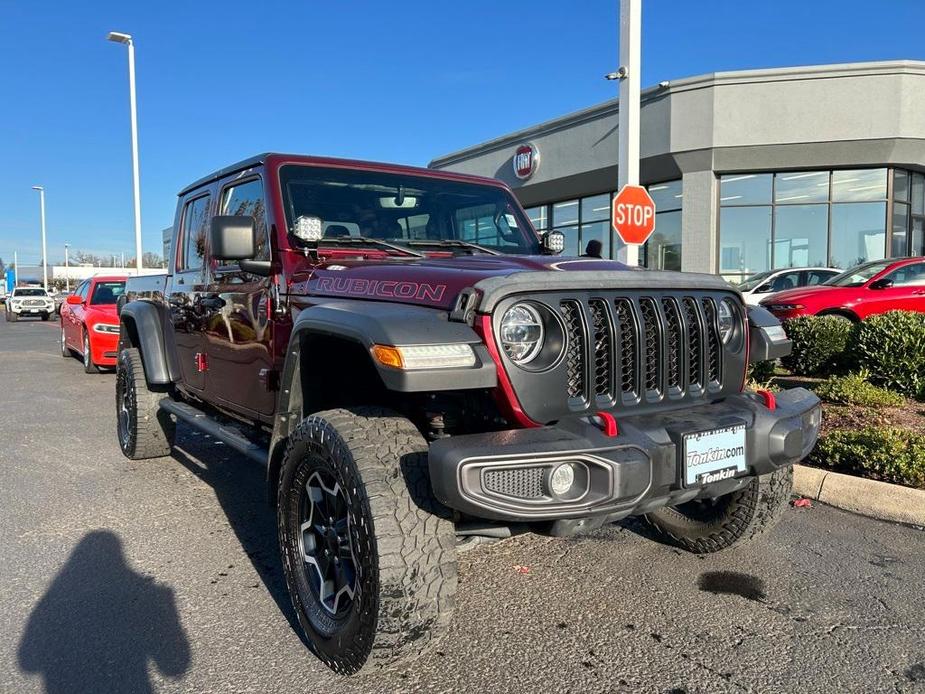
[747,305,792,362]
[266,299,497,503]
[119,300,176,385]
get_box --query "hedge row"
[808,426,925,490]
[779,311,925,398]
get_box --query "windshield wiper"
[317,235,425,258]
[404,239,501,255]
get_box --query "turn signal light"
[371,345,404,369]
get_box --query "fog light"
[548,463,576,497]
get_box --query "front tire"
[115,347,176,459]
[644,467,793,553]
[60,326,71,358]
[83,332,99,374]
[41,312,49,321]
[277,407,456,675]
[7,310,17,322]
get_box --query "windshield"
[13,288,47,297]
[825,259,894,287]
[279,165,541,255]
[736,271,774,292]
[90,281,125,305]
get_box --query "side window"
[220,178,269,261]
[806,270,833,286]
[180,194,211,272]
[885,262,925,286]
[769,271,800,292]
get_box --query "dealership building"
[429,60,925,281]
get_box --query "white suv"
[4,287,55,322]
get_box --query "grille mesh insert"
[701,298,722,383]
[614,299,637,395]
[588,300,612,398]
[640,298,661,393]
[662,298,683,389]
[560,301,586,399]
[483,467,545,499]
[682,298,704,389]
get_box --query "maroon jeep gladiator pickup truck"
[116,153,820,675]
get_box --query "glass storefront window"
[894,169,910,202]
[525,205,547,231]
[831,169,887,201]
[580,194,610,223]
[719,206,772,276]
[892,202,910,257]
[830,202,886,269]
[912,173,925,216]
[645,210,681,271]
[647,180,683,212]
[720,174,772,206]
[558,225,580,256]
[774,171,829,204]
[552,200,579,227]
[580,221,611,258]
[773,204,828,268]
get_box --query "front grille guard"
[489,289,741,422]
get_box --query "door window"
[768,271,801,293]
[179,195,211,272]
[806,270,836,286]
[219,178,269,261]
[884,262,925,286]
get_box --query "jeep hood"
[293,255,729,311]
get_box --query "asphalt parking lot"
[1,316,924,693]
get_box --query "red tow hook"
[756,389,777,411]
[593,412,619,437]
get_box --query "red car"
[60,275,127,373]
[760,257,925,321]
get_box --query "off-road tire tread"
[643,467,793,553]
[117,347,175,459]
[278,407,456,676]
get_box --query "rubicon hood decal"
[297,254,636,310]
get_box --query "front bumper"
[428,388,821,523]
[90,330,120,366]
[9,305,53,315]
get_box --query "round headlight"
[499,303,545,364]
[718,298,737,344]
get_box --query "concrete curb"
[793,464,925,526]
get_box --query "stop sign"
[612,185,656,245]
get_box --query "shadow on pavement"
[17,530,191,694]
[169,428,303,638]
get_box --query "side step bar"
[159,398,267,466]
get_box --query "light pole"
[31,185,48,289]
[64,244,70,292]
[107,31,143,273]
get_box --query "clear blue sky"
[2,0,924,265]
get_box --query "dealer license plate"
[683,424,747,486]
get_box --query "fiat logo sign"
[513,143,540,180]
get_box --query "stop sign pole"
[617,0,641,265]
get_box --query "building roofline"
[428,59,925,168]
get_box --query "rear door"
[170,191,212,392]
[203,173,277,419]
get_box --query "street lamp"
[31,185,48,289]
[107,30,143,273]
[64,243,70,292]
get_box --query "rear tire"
[60,326,71,358]
[115,347,175,459]
[277,407,456,675]
[644,467,793,553]
[83,332,99,374]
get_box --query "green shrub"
[814,371,905,407]
[781,315,854,376]
[852,311,925,399]
[809,427,925,489]
[747,359,778,384]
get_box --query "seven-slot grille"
[23,299,47,306]
[558,294,724,406]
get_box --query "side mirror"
[66,295,83,305]
[210,215,256,261]
[756,283,772,293]
[542,230,565,255]
[869,277,893,290]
